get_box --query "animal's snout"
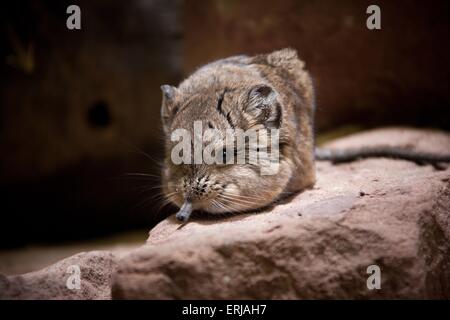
[175,175,217,223]
[176,214,186,222]
[182,176,210,201]
[175,201,193,223]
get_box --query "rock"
[112,127,450,299]
[0,251,118,300]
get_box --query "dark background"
[1,0,449,247]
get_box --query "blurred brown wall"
[1,0,181,182]
[183,0,450,131]
[0,0,182,246]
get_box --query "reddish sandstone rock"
[0,251,118,300]
[112,128,450,299]
[1,128,449,299]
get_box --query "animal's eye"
[220,147,238,164]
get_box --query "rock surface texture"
[112,128,450,299]
[0,251,118,299]
[1,128,449,299]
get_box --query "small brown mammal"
[160,48,450,222]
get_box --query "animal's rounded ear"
[266,48,303,71]
[246,84,282,129]
[160,84,179,128]
[161,85,176,102]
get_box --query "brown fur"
[160,48,316,215]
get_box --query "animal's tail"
[315,147,450,165]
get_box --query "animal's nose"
[175,201,193,223]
